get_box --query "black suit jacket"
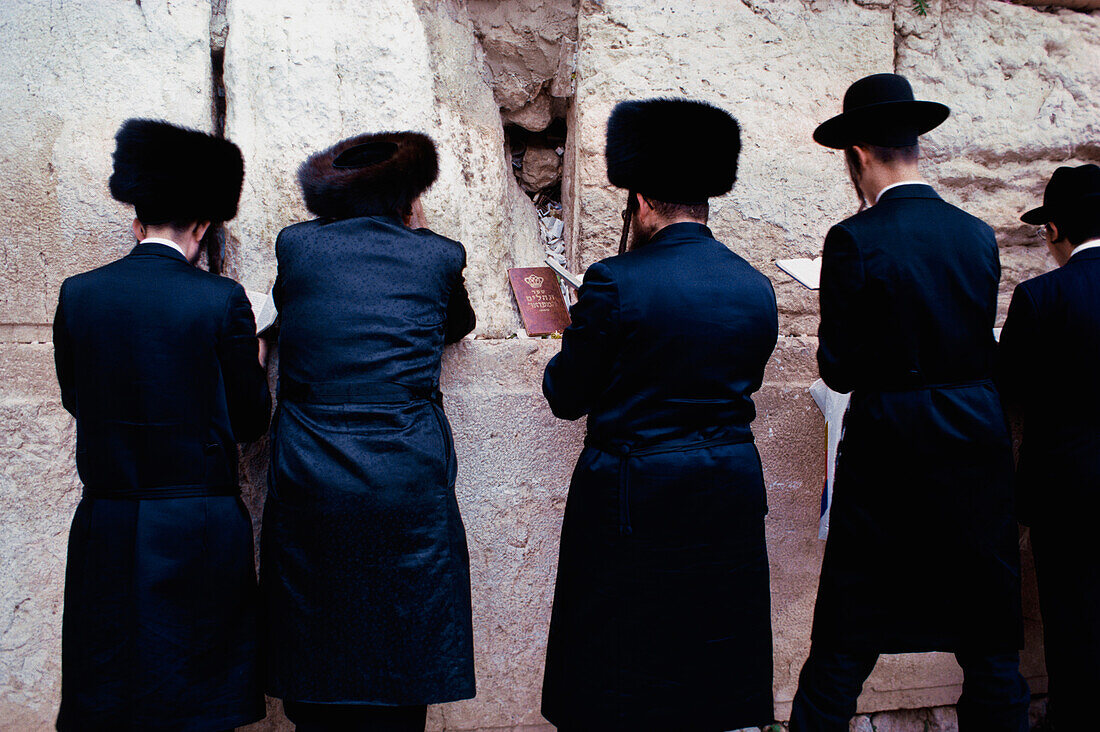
[997,246,1100,526]
[811,184,1021,652]
[818,184,1000,391]
[53,241,271,495]
[544,222,779,447]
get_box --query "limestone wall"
[2,0,1098,729]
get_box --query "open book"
[775,257,822,290]
[244,289,279,336]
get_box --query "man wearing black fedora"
[997,163,1100,729]
[53,119,271,731]
[540,98,779,730]
[791,74,1029,730]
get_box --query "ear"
[635,192,652,216]
[193,220,211,242]
[1048,222,1062,243]
[131,218,145,242]
[851,144,873,170]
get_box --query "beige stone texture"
[0,344,78,730]
[503,93,555,133]
[519,146,564,192]
[222,0,543,338]
[0,0,213,329]
[467,0,579,114]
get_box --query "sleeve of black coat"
[444,272,476,344]
[817,224,865,394]
[996,284,1038,409]
[543,262,618,420]
[53,281,77,417]
[217,284,272,442]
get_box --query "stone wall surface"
[3,0,1099,729]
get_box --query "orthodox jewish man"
[997,164,1100,729]
[541,99,779,731]
[260,131,476,732]
[790,74,1029,731]
[53,119,271,731]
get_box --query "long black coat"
[53,242,271,731]
[541,222,779,731]
[261,215,476,704]
[813,184,1022,653]
[997,245,1100,718]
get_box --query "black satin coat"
[53,242,271,731]
[541,223,779,730]
[812,184,1022,653]
[261,215,476,704]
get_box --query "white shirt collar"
[1069,238,1100,260]
[140,237,188,259]
[875,180,927,204]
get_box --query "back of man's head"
[648,198,709,225]
[1053,209,1100,247]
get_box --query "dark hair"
[844,143,921,212]
[645,197,709,223]
[1052,210,1100,248]
[860,142,920,165]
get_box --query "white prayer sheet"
[775,257,822,290]
[245,289,278,335]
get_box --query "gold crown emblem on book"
[524,274,544,288]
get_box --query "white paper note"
[776,257,823,290]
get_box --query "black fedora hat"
[1021,164,1100,224]
[813,73,950,150]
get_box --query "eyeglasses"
[1035,225,1049,241]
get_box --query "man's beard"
[628,213,659,250]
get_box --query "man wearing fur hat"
[260,132,476,732]
[52,119,271,731]
[540,99,779,730]
[791,74,1029,730]
[997,164,1100,729]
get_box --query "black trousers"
[1031,524,1100,729]
[282,701,428,732]
[790,646,1030,731]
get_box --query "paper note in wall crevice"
[775,257,822,290]
[245,289,279,336]
[810,379,852,541]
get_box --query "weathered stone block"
[467,0,579,114]
[0,0,213,327]
[0,343,80,730]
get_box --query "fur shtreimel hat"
[109,118,244,224]
[605,98,741,204]
[298,132,439,220]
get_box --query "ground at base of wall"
[726,696,1049,732]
